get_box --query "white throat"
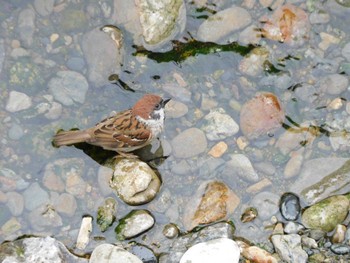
[136,108,165,137]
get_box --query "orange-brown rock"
[240,92,284,140]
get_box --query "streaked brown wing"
[86,109,151,152]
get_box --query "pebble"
[65,173,87,199]
[271,234,308,263]
[97,197,117,232]
[163,223,179,239]
[22,182,49,211]
[223,154,259,182]
[97,166,114,196]
[184,181,240,230]
[332,224,347,244]
[309,12,330,24]
[28,204,62,231]
[8,123,24,140]
[180,238,240,263]
[202,108,239,140]
[330,244,350,255]
[0,39,4,73]
[43,169,65,192]
[6,91,32,113]
[284,150,304,178]
[48,70,89,106]
[208,141,228,158]
[110,158,161,205]
[238,240,278,263]
[76,216,92,250]
[115,210,155,240]
[342,42,350,61]
[34,0,54,16]
[17,8,36,46]
[90,244,142,263]
[279,192,301,221]
[129,244,157,263]
[1,217,21,236]
[250,191,280,220]
[66,57,85,72]
[163,84,192,103]
[284,221,304,234]
[246,178,272,193]
[165,100,188,118]
[302,195,349,232]
[171,128,207,158]
[197,6,252,43]
[6,191,24,216]
[301,236,318,249]
[319,74,349,95]
[54,193,77,217]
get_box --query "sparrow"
[53,94,170,156]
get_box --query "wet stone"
[332,224,347,244]
[5,191,24,216]
[129,244,157,263]
[222,154,259,183]
[330,244,350,255]
[97,166,114,196]
[110,158,161,205]
[319,74,349,95]
[115,210,155,240]
[34,0,54,16]
[8,123,24,140]
[280,192,301,221]
[271,234,308,263]
[22,182,49,211]
[90,244,142,263]
[17,8,35,46]
[6,91,32,112]
[163,223,179,239]
[97,197,117,232]
[48,70,89,106]
[171,128,207,158]
[28,204,63,231]
[54,193,77,217]
[250,191,279,220]
[342,42,350,61]
[202,108,239,141]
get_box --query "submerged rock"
[90,244,142,263]
[115,210,155,240]
[171,128,207,158]
[6,91,32,112]
[279,192,301,221]
[301,195,349,232]
[110,158,161,205]
[240,92,285,140]
[271,234,308,263]
[97,197,117,232]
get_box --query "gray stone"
[8,123,24,140]
[290,158,350,205]
[48,70,89,106]
[0,39,5,74]
[98,166,114,196]
[5,192,24,216]
[0,236,87,263]
[271,234,308,263]
[223,154,259,182]
[6,91,32,112]
[97,197,117,232]
[115,210,155,240]
[309,12,330,24]
[202,108,239,140]
[17,8,35,46]
[54,193,77,217]
[171,128,207,158]
[319,74,349,95]
[34,0,54,16]
[22,182,49,211]
[28,204,63,231]
[82,27,124,87]
[197,6,251,43]
[342,42,350,62]
[180,238,240,263]
[163,84,192,103]
[90,244,142,263]
[250,191,279,220]
[110,158,161,205]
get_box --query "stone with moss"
[97,197,117,232]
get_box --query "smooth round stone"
[162,223,179,239]
[66,57,85,71]
[180,238,240,263]
[8,123,24,140]
[129,244,157,263]
[22,182,49,211]
[320,74,349,95]
[171,128,207,158]
[90,244,142,263]
[271,234,308,263]
[250,192,279,220]
[6,91,32,112]
[223,154,259,182]
[280,192,301,221]
[342,42,350,61]
[34,0,54,16]
[54,193,77,217]
[330,244,350,255]
[6,192,24,216]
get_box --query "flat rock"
[6,91,32,112]
[90,244,142,263]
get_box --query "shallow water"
[1,0,350,256]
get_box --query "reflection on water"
[1,0,350,259]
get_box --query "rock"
[97,166,114,196]
[28,204,63,231]
[0,39,4,74]
[163,223,180,239]
[97,197,117,232]
[137,0,186,49]
[128,244,157,263]
[48,71,89,106]
[301,195,349,232]
[184,181,240,230]
[240,207,258,223]
[0,236,88,263]
[82,27,124,87]
[159,222,235,263]
[246,178,272,193]
[197,6,251,43]
[65,172,87,199]
[165,100,189,118]
[222,154,259,182]
[271,234,308,263]
[90,244,142,263]
[115,210,155,240]
[290,158,350,205]
[250,191,280,220]
[239,47,270,76]
[5,192,24,216]
[240,92,284,140]
[43,170,65,192]
[262,4,310,46]
[22,182,49,211]
[180,238,240,263]
[279,192,301,221]
[238,240,278,263]
[163,84,192,103]
[8,123,24,140]
[6,91,32,112]
[301,236,318,249]
[171,128,207,158]
[208,141,228,158]
[110,158,161,205]
[284,150,304,178]
[34,0,54,16]
[319,74,349,95]
[284,222,304,234]
[54,193,77,217]
[17,8,35,46]
[342,42,350,61]
[202,108,239,140]
[332,224,347,244]
[76,216,92,250]
[1,217,21,236]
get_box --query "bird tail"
[52,130,91,147]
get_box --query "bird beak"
[161,98,171,107]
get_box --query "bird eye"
[154,103,161,110]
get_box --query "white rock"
[76,216,92,250]
[180,238,240,263]
[6,91,32,112]
[90,244,142,263]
